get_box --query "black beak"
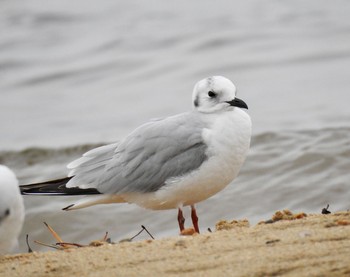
[226,97,248,109]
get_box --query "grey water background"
[1,0,350,252]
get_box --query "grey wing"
[66,143,118,189]
[67,112,208,194]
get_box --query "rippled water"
[1,0,350,252]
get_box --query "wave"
[2,126,349,168]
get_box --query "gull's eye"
[208,91,216,98]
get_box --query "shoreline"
[1,211,349,276]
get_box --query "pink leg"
[191,205,200,233]
[177,208,185,232]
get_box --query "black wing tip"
[20,176,101,196]
[20,177,72,195]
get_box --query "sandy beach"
[1,210,349,276]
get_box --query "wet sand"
[1,211,349,277]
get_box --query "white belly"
[123,109,252,210]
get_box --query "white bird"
[0,165,25,254]
[21,76,252,234]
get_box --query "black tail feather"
[20,177,101,195]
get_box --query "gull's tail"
[20,177,101,196]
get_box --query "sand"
[1,211,349,277]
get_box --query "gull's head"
[192,76,248,113]
[0,165,24,254]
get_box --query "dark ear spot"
[194,95,199,107]
[5,208,10,217]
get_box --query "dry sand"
[1,211,349,277]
